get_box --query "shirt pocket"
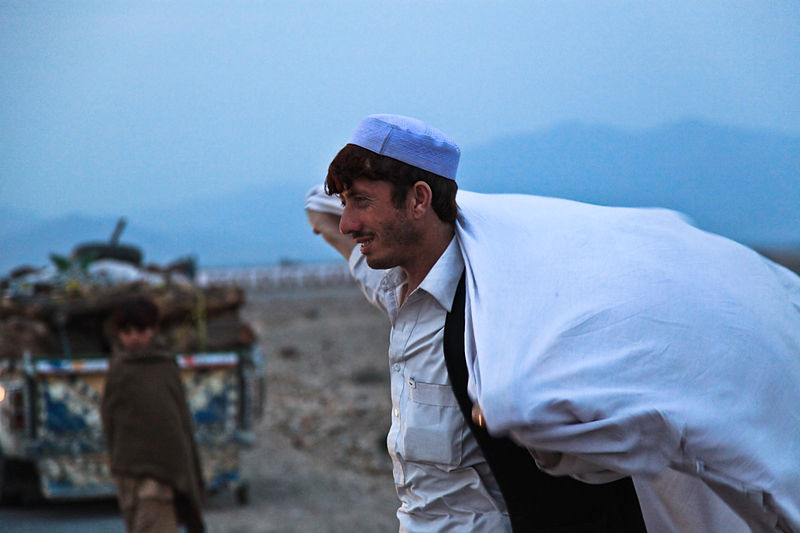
[402,379,464,466]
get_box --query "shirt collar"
[416,237,464,312]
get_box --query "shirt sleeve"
[304,184,343,215]
[348,246,391,315]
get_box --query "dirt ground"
[203,283,399,533]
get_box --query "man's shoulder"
[418,237,464,309]
[115,345,174,360]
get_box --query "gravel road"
[204,283,399,533]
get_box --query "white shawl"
[456,190,800,532]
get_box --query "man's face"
[339,179,421,270]
[118,326,155,351]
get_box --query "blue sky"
[1,1,798,219]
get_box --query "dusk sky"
[1,1,798,219]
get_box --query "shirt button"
[393,408,400,417]
[393,363,401,372]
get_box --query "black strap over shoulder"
[443,273,646,533]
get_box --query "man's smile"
[353,232,375,253]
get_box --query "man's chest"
[387,294,449,382]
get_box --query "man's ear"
[409,181,433,219]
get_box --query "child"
[101,296,205,533]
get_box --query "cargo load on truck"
[0,219,264,504]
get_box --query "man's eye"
[349,196,367,207]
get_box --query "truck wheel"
[234,482,249,506]
[0,458,7,504]
[0,459,40,505]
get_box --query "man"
[308,113,800,532]
[101,296,205,533]
[306,114,646,532]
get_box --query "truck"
[0,221,265,504]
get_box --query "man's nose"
[339,207,358,235]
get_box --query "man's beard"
[362,212,422,271]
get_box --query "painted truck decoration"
[0,220,265,504]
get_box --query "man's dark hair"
[326,144,458,224]
[113,296,160,332]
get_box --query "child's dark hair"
[113,296,160,331]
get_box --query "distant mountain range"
[0,184,324,274]
[458,120,799,245]
[2,120,798,275]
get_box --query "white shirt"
[349,238,511,533]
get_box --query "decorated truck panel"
[0,348,264,503]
